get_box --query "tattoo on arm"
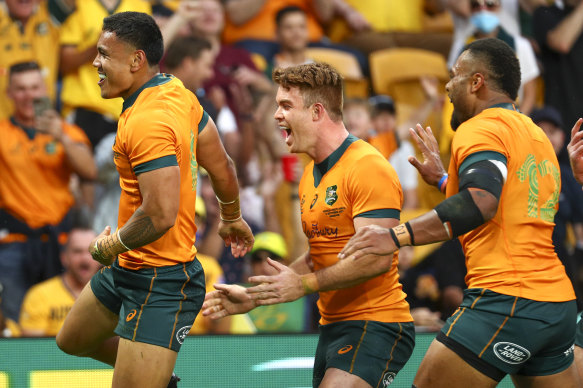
[118,208,166,249]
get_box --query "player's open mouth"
[98,73,106,86]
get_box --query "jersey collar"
[488,102,517,111]
[10,116,36,139]
[313,134,358,187]
[121,73,173,114]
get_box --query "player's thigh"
[313,320,414,388]
[511,363,579,388]
[320,367,371,388]
[413,339,499,388]
[112,338,177,388]
[56,282,118,354]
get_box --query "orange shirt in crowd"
[222,0,323,44]
[114,74,207,270]
[447,106,575,302]
[299,135,412,325]
[368,131,399,160]
[0,118,89,228]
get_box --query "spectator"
[447,0,540,115]
[59,0,152,148]
[222,0,333,60]
[329,0,452,58]
[0,0,74,120]
[163,35,218,121]
[267,6,314,73]
[19,227,100,337]
[533,0,583,154]
[531,106,583,308]
[0,61,96,322]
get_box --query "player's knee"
[56,329,81,356]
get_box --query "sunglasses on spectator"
[470,0,500,11]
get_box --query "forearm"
[289,251,313,275]
[118,207,169,250]
[313,0,334,23]
[519,79,537,117]
[61,135,97,180]
[445,0,470,17]
[60,45,97,74]
[398,97,438,141]
[224,0,266,25]
[547,3,583,53]
[302,253,392,293]
[207,156,240,203]
[161,12,190,50]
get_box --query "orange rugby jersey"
[0,118,89,228]
[447,105,574,302]
[113,74,208,270]
[299,135,412,324]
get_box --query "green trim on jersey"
[459,151,507,174]
[198,111,209,134]
[134,154,178,175]
[355,208,400,219]
[313,135,358,187]
[122,74,174,114]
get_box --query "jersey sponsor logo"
[126,309,137,322]
[493,342,531,364]
[325,185,338,205]
[310,194,319,209]
[337,345,353,354]
[303,221,338,239]
[176,325,192,345]
[382,372,395,387]
[45,141,57,155]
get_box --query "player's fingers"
[570,118,583,139]
[408,156,422,170]
[247,275,271,286]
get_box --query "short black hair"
[9,61,40,78]
[276,5,305,27]
[102,11,164,66]
[165,36,212,70]
[464,38,521,101]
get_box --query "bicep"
[137,166,180,213]
[353,216,399,231]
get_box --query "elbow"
[547,36,572,54]
[157,209,178,232]
[81,164,98,181]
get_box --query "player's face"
[61,230,101,287]
[93,31,136,100]
[446,51,475,130]
[274,86,316,156]
[277,12,309,52]
[7,69,46,122]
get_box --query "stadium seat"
[304,48,369,98]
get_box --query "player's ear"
[471,72,485,93]
[130,50,147,72]
[312,103,323,121]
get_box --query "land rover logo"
[493,342,531,364]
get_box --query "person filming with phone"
[0,61,96,324]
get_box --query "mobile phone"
[33,97,52,118]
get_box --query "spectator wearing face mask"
[446,0,540,115]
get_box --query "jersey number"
[516,154,560,222]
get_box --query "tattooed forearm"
[118,208,168,249]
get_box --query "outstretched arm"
[197,118,254,257]
[246,217,397,306]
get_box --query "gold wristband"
[392,224,412,247]
[218,196,241,221]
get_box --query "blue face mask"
[470,11,500,34]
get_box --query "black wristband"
[389,228,401,248]
[405,221,415,246]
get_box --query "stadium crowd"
[0,0,581,363]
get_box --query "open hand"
[338,224,397,260]
[202,284,256,320]
[408,124,446,187]
[246,258,304,305]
